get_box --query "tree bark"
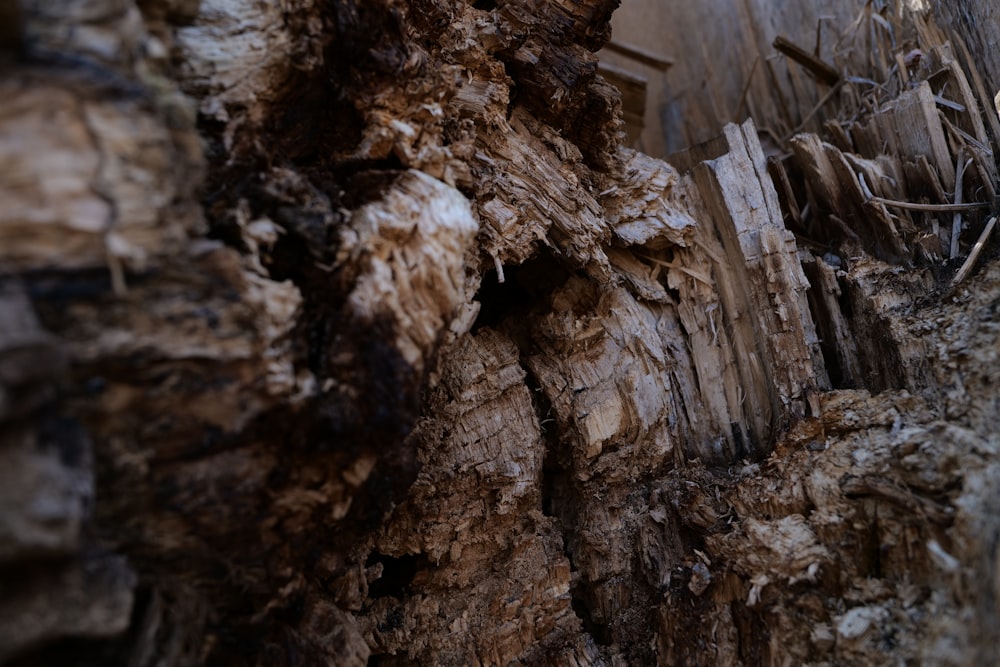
[1,1,999,666]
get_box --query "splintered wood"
[763,4,1000,406]
[3,0,1000,666]
[770,11,998,276]
[336,170,479,374]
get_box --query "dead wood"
[1,1,1000,666]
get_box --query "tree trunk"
[1,1,999,666]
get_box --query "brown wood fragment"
[685,119,828,443]
[603,39,674,71]
[824,119,854,153]
[773,35,841,87]
[892,81,957,191]
[912,154,949,204]
[949,31,1000,165]
[767,156,802,230]
[951,216,998,287]
[790,133,908,262]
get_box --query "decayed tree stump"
[1,1,999,665]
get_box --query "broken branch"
[951,216,998,287]
[773,35,841,87]
[865,197,989,213]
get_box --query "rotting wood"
[770,6,1000,276]
[2,1,1000,666]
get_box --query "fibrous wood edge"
[1,0,999,666]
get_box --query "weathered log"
[1,0,1000,666]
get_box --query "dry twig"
[951,216,997,288]
[866,197,988,213]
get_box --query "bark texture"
[1,1,999,666]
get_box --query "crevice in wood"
[364,552,423,600]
